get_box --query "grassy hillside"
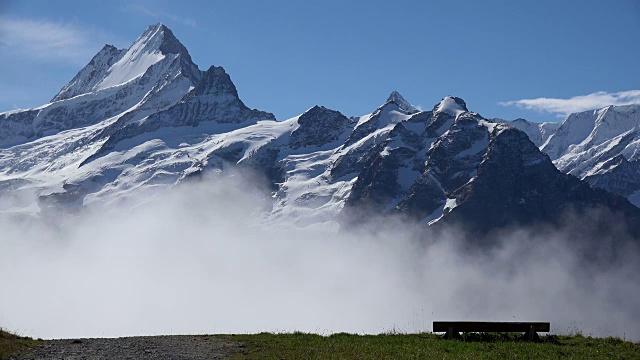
[0,329,38,359]
[228,332,640,359]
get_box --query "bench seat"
[433,321,550,340]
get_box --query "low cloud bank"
[499,90,640,117]
[1,173,639,340]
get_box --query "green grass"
[227,332,640,359]
[2,329,638,359]
[0,329,38,360]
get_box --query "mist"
[1,172,639,341]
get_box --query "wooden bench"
[433,321,550,340]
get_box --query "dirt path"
[12,335,244,360]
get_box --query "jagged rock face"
[156,24,195,63]
[444,128,568,227]
[184,66,238,99]
[425,111,454,138]
[289,106,352,149]
[160,64,274,127]
[345,98,489,222]
[396,114,493,220]
[440,127,640,236]
[425,114,489,189]
[346,97,478,220]
[345,113,431,216]
[345,150,404,214]
[331,95,418,179]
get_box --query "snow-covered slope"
[51,45,125,102]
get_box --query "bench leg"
[446,326,460,340]
[525,325,539,341]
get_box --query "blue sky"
[1,0,639,122]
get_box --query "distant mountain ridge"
[0,23,638,238]
[500,104,640,208]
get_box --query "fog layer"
[1,174,639,340]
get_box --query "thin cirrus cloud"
[125,3,198,28]
[499,90,640,117]
[0,17,111,65]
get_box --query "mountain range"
[505,105,640,208]
[1,23,639,238]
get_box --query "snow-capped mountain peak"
[386,90,419,114]
[95,22,194,91]
[52,23,199,104]
[434,96,468,117]
[123,23,194,66]
[0,24,203,148]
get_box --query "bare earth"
[12,335,244,360]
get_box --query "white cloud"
[500,90,640,117]
[0,17,110,65]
